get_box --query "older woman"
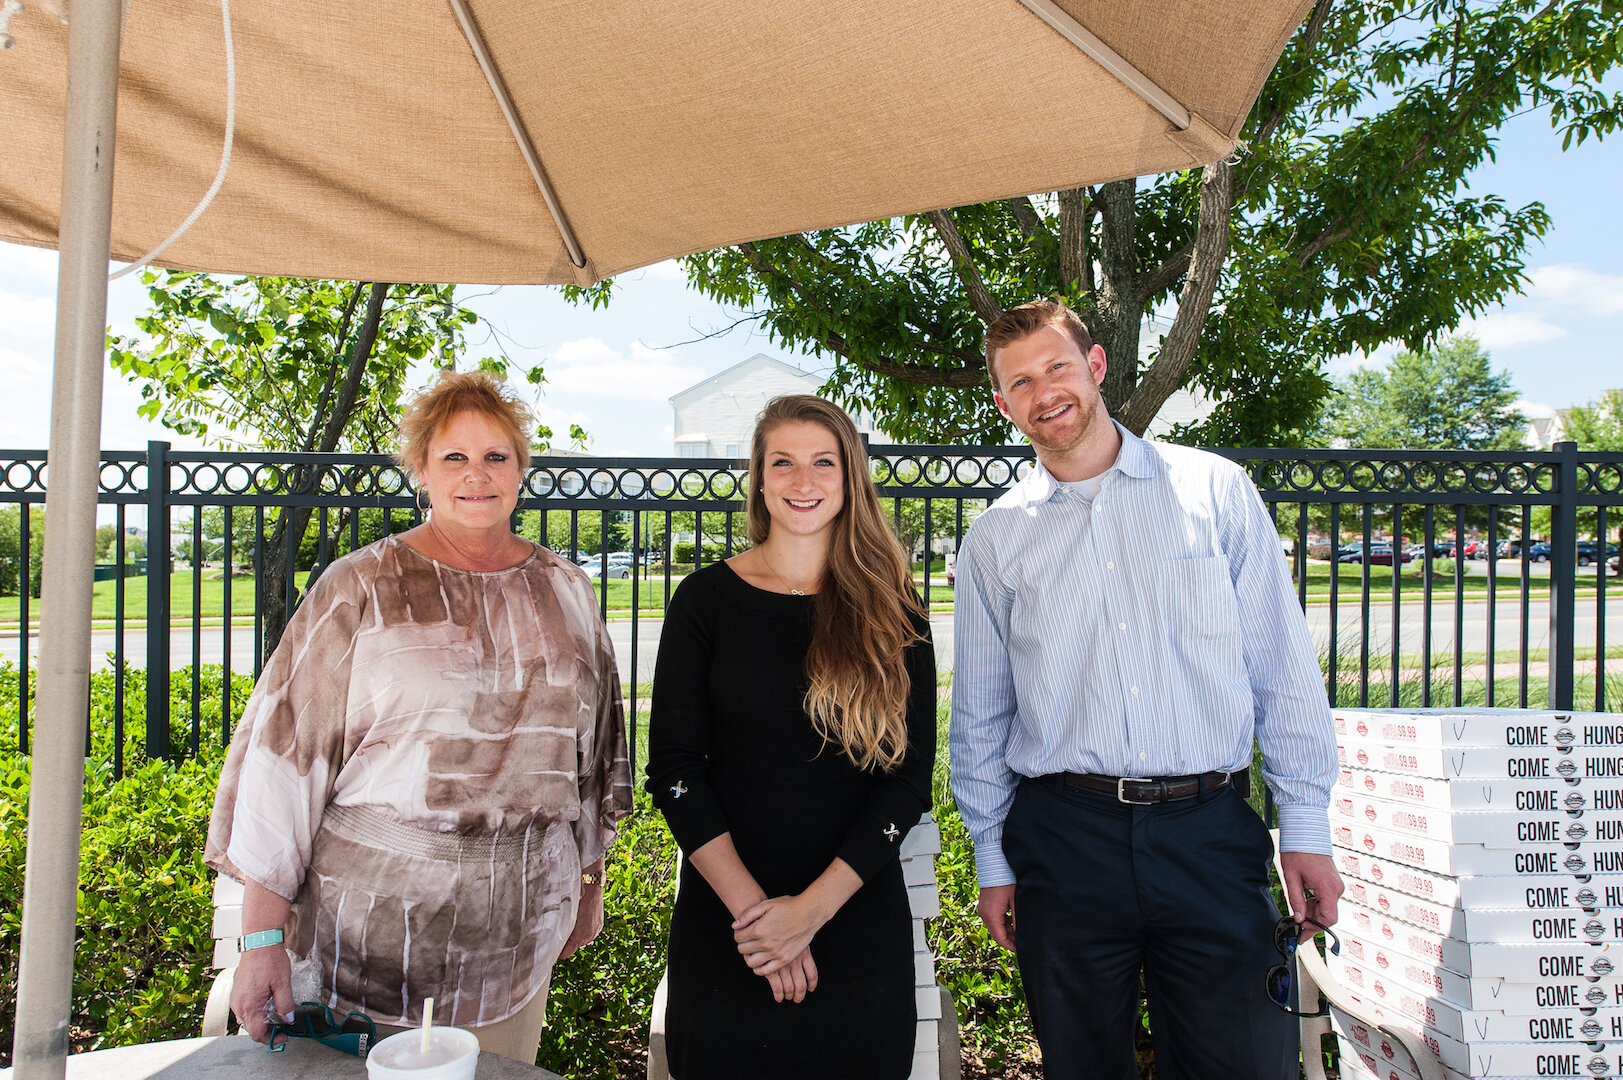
[647,395,936,1079]
[206,370,632,1061]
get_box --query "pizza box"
[1339,764,1623,814]
[1336,1036,1469,1080]
[1337,736,1623,783]
[1335,848,1623,911]
[1328,936,1623,1013]
[1331,819,1620,876]
[1334,789,1623,848]
[1333,1002,1470,1074]
[1323,947,1623,1043]
[1334,709,1623,750]
[1345,875,1623,939]
[1333,996,1623,1076]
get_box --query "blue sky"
[2,102,1620,456]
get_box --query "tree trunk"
[1092,178,1142,415]
[1116,161,1234,436]
[259,282,389,662]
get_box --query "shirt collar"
[1018,420,1155,503]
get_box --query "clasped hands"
[732,894,826,1004]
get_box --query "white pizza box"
[1344,875,1623,939]
[1333,995,1623,1077]
[1344,897,1623,972]
[1339,763,1623,815]
[1333,1003,1470,1074]
[1330,819,1614,876]
[1328,935,1623,1013]
[1324,947,1623,1042]
[1335,847,1623,911]
[1334,789,1623,849]
[1333,709,1623,750]
[1336,1036,1469,1080]
[1338,736,1623,783]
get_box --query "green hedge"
[0,664,1044,1077]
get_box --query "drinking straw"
[420,997,434,1055]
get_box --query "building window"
[677,443,705,458]
[723,443,739,458]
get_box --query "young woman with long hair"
[647,395,936,1079]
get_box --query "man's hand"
[229,943,294,1044]
[977,884,1017,951]
[1279,851,1343,939]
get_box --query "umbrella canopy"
[4,0,1311,284]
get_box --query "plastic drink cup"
[365,1026,479,1080]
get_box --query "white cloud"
[1525,264,1623,318]
[1325,343,1395,376]
[0,287,56,341]
[0,347,48,387]
[532,400,593,450]
[1516,399,1557,419]
[0,242,59,287]
[1457,311,1567,350]
[542,337,703,401]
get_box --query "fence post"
[145,440,171,759]
[1548,440,1578,711]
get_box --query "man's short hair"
[983,300,1094,391]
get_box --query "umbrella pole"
[10,0,122,1072]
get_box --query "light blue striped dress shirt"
[949,423,1336,887]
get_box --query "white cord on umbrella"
[110,0,233,280]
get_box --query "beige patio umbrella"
[2,0,1312,1075]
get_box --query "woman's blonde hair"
[395,370,533,480]
[748,396,925,771]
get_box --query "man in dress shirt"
[949,300,1341,1079]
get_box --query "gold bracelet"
[581,871,600,887]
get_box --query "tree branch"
[1117,160,1233,437]
[313,283,388,453]
[1137,241,1195,302]
[1004,196,1047,242]
[1057,188,1089,294]
[926,210,1005,326]
[302,282,367,452]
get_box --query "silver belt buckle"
[1116,777,1155,803]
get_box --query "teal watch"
[238,929,284,952]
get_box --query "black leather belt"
[1061,769,1246,804]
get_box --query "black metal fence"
[2,440,1620,777]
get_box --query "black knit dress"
[647,561,936,1080]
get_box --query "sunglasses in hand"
[268,1001,377,1057]
[1264,915,1339,1017]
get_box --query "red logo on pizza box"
[1364,775,1376,791]
[1357,749,1370,766]
[1381,1039,1395,1060]
[1365,805,1377,821]
[1377,894,1390,912]
[1363,833,1376,851]
[1357,720,1369,737]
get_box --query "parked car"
[1528,542,1552,563]
[1577,541,1619,567]
[1462,540,1487,560]
[1430,540,1457,558]
[1335,544,1365,564]
[584,561,631,579]
[1496,539,1525,559]
[1338,543,1411,566]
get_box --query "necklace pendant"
[790,587,805,596]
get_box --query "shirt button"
[1093,504,1102,513]
[1118,622,1127,631]
[1130,686,1140,696]
[1139,752,1147,760]
[1106,561,1115,570]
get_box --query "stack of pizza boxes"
[1329,708,1623,1080]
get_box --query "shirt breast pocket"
[1160,555,1240,641]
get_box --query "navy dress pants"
[1002,774,1296,1080]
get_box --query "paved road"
[4,594,1619,683]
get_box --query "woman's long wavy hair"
[748,396,925,771]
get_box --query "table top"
[0,1037,568,1080]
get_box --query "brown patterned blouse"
[205,534,632,1027]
